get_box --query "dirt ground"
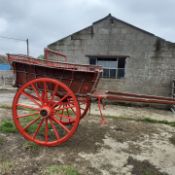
[1,89,175,175]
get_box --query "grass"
[42,165,79,175]
[0,114,67,142]
[21,116,72,142]
[0,104,12,109]
[0,135,6,145]
[0,161,14,175]
[23,141,40,152]
[0,119,17,133]
[20,115,41,133]
[0,104,37,111]
[140,117,169,124]
[0,116,41,134]
[19,115,58,138]
[103,114,175,128]
[138,117,175,127]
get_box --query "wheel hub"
[40,106,51,117]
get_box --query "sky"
[0,0,175,57]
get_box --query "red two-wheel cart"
[8,49,175,147]
[8,49,102,146]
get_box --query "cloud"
[0,0,175,56]
[0,18,7,33]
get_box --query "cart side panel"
[13,62,100,94]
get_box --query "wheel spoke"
[31,83,42,102]
[17,103,40,111]
[51,84,58,101]
[28,94,40,101]
[67,103,76,115]
[55,104,75,111]
[33,118,44,139]
[49,118,60,139]
[54,103,62,110]
[17,112,39,119]
[45,118,48,142]
[65,104,71,123]
[56,113,73,121]
[41,82,48,102]
[77,97,90,119]
[22,91,41,107]
[52,116,70,133]
[24,116,41,130]
[55,103,64,121]
[44,82,48,101]
[58,101,74,105]
[52,94,70,108]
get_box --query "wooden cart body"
[8,53,102,95]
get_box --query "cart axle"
[40,106,51,117]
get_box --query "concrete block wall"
[48,15,175,97]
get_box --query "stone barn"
[48,14,175,97]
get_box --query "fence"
[0,70,14,88]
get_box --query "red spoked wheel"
[60,96,90,125]
[78,96,90,119]
[12,78,80,147]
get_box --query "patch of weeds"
[0,135,6,145]
[0,119,17,133]
[140,118,169,125]
[19,113,51,133]
[20,116,39,133]
[104,114,175,128]
[169,122,175,127]
[0,161,14,175]
[169,135,175,146]
[140,118,175,128]
[127,156,168,175]
[15,113,67,141]
[0,104,11,109]
[17,114,43,134]
[42,165,79,175]
[23,141,40,152]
